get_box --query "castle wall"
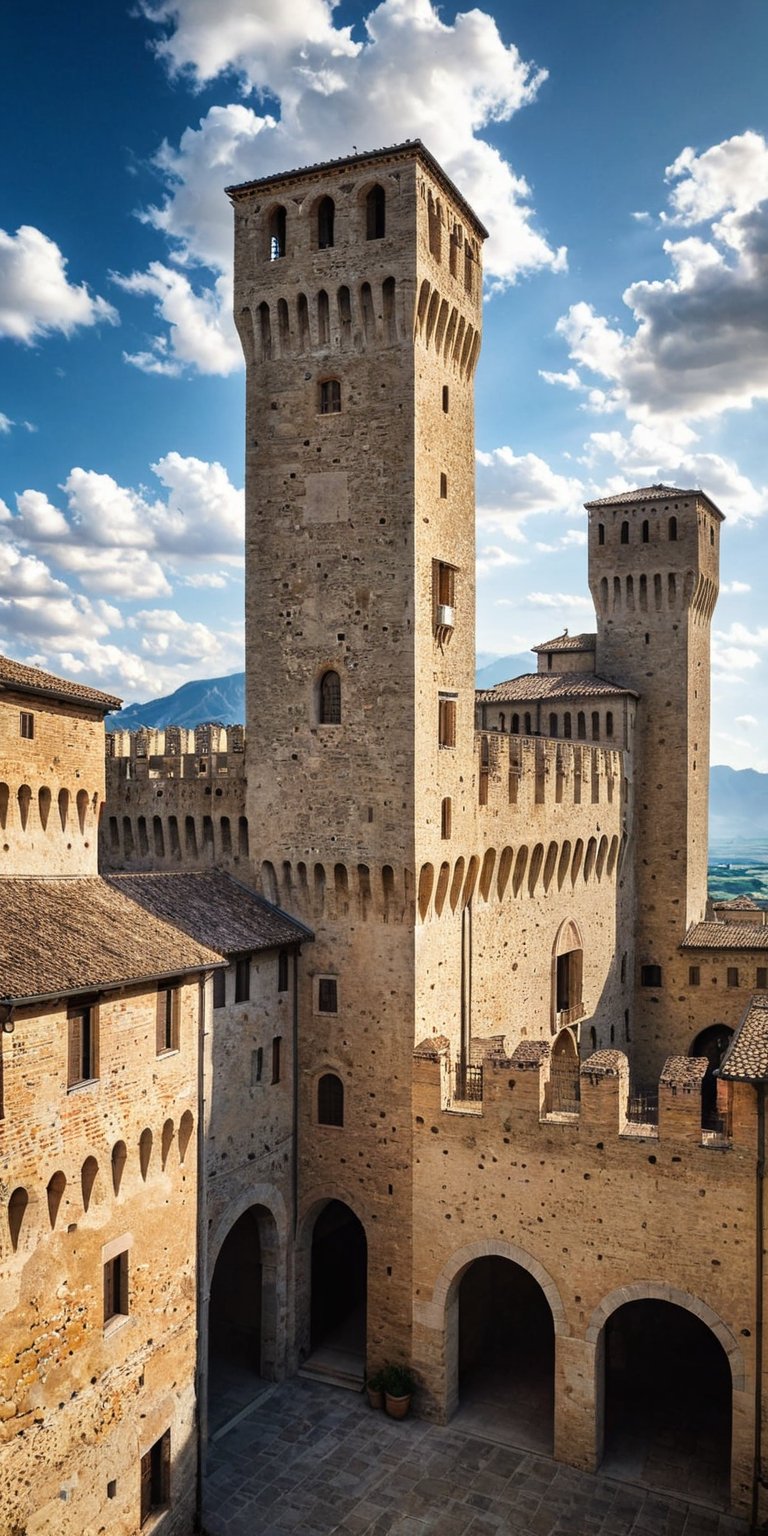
[101,752,248,874]
[0,690,105,876]
[0,979,202,1536]
[411,1049,757,1515]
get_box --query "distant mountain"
[107,672,245,732]
[475,653,533,689]
[709,766,768,846]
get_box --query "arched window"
[563,712,572,739]
[577,712,586,740]
[620,521,629,544]
[642,519,649,543]
[549,713,558,737]
[318,1073,344,1126]
[591,711,600,740]
[511,714,520,734]
[269,205,286,260]
[598,523,605,545]
[524,712,532,734]
[319,670,341,724]
[669,515,678,541]
[605,711,614,738]
[366,184,385,240]
[318,196,334,249]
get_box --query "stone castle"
[3,141,768,1534]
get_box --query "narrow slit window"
[319,670,341,724]
[269,206,286,260]
[271,1036,282,1084]
[319,378,341,414]
[317,196,334,249]
[156,982,180,1055]
[235,956,251,1004]
[278,951,289,992]
[104,1249,129,1324]
[68,1003,98,1087]
[366,185,385,240]
[438,694,457,748]
[20,711,34,739]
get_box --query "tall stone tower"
[586,485,721,1071]
[227,144,485,1364]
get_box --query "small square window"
[20,711,34,740]
[140,1430,170,1526]
[318,977,338,1013]
[156,982,180,1054]
[688,965,700,986]
[68,1002,98,1087]
[727,967,739,988]
[213,969,226,1009]
[104,1249,129,1324]
[235,956,251,1004]
[278,951,289,993]
[640,964,662,988]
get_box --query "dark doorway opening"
[305,1200,366,1387]
[455,1256,554,1452]
[601,1299,731,1505]
[690,1024,733,1127]
[208,1205,274,1436]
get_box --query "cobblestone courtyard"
[202,1378,747,1536]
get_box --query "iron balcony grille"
[454,1061,483,1101]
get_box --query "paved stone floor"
[202,1377,747,1536]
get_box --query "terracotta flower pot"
[366,1385,384,1410]
[384,1391,411,1419]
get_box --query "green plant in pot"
[382,1362,416,1418]
[365,1369,386,1409]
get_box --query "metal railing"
[626,1086,659,1126]
[453,1061,483,1102]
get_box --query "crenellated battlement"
[413,1041,748,1150]
[475,730,628,819]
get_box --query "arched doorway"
[455,1256,555,1452]
[303,1201,367,1387]
[690,1024,733,1127]
[600,1299,731,1504]
[207,1205,277,1435]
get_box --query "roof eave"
[1,958,226,1012]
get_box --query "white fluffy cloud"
[476,447,584,542]
[527,591,594,611]
[0,225,117,344]
[121,0,565,374]
[553,133,768,424]
[0,454,246,695]
[581,421,768,525]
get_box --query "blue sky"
[1,0,767,766]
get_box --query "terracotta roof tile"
[682,922,768,951]
[509,1040,550,1070]
[0,878,223,1006]
[660,1055,707,1090]
[107,871,311,956]
[720,995,768,1081]
[0,654,121,712]
[582,1049,626,1077]
[532,633,596,653]
[476,673,635,704]
[583,483,724,520]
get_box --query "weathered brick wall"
[0,691,106,877]
[0,980,201,1536]
[411,1049,756,1516]
[101,752,247,873]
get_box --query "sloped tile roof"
[0,878,224,1006]
[0,653,121,712]
[532,633,596,654]
[476,673,635,703]
[681,922,768,951]
[719,995,768,1081]
[583,483,724,519]
[107,871,311,956]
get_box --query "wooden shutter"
[68,1014,82,1086]
[140,1448,152,1524]
[104,1257,114,1321]
[171,987,180,1050]
[156,988,167,1053]
[161,1429,171,1503]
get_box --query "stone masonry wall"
[0,980,201,1536]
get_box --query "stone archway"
[455,1255,555,1451]
[428,1240,565,1441]
[690,1024,733,1127]
[590,1285,742,1507]
[206,1204,280,1437]
[298,1199,367,1389]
